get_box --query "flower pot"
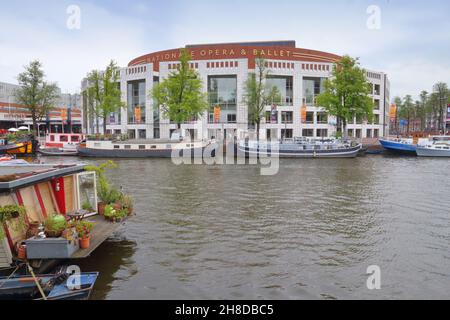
[26,221,41,239]
[16,243,27,260]
[126,207,133,216]
[79,236,90,249]
[113,202,122,211]
[98,202,106,215]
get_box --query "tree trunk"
[256,120,260,142]
[103,113,107,135]
[342,118,348,139]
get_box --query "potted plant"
[0,205,27,240]
[81,200,94,212]
[120,194,134,216]
[44,214,68,238]
[75,220,94,249]
[103,205,127,223]
[85,161,117,215]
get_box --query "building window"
[127,80,146,124]
[138,129,146,139]
[153,128,160,139]
[281,111,293,124]
[302,129,314,137]
[366,129,372,138]
[374,99,380,110]
[208,75,237,123]
[127,130,136,139]
[303,77,325,106]
[316,129,328,137]
[355,129,362,138]
[227,114,237,123]
[348,129,354,137]
[373,114,380,124]
[306,111,314,124]
[374,129,379,138]
[316,112,328,124]
[281,129,293,139]
[265,111,278,124]
[266,76,293,105]
[374,84,381,95]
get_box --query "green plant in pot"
[85,161,117,215]
[75,220,94,249]
[0,205,27,240]
[81,200,94,212]
[120,194,134,215]
[44,214,68,238]
[103,205,127,223]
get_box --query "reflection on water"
[41,155,450,299]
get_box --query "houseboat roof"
[0,164,86,192]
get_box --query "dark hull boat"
[0,272,99,300]
[38,147,79,156]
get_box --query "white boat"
[416,136,450,157]
[238,137,362,158]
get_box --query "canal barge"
[78,138,211,158]
[238,137,362,158]
[38,133,85,156]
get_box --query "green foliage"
[75,220,94,239]
[103,205,127,222]
[120,194,133,210]
[0,205,27,239]
[150,49,208,129]
[14,60,60,136]
[316,55,374,137]
[243,55,282,140]
[82,201,93,211]
[84,60,125,134]
[44,214,68,236]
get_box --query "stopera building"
[82,41,390,141]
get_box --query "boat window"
[124,145,131,149]
[166,145,171,148]
[71,135,80,142]
[60,135,68,142]
[50,135,55,142]
[114,145,120,149]
[151,145,157,149]
[139,145,145,150]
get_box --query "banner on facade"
[389,104,397,122]
[300,105,307,123]
[61,109,67,123]
[270,105,277,124]
[213,105,221,123]
[447,104,450,121]
[109,113,116,124]
[134,106,141,123]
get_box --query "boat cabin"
[44,133,85,149]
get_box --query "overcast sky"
[1,0,449,100]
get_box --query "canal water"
[41,155,450,299]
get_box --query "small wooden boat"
[0,138,38,156]
[38,147,79,156]
[0,272,99,300]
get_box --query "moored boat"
[38,147,79,156]
[379,138,419,155]
[38,133,84,156]
[416,136,450,157]
[78,138,212,158]
[0,136,38,156]
[238,137,362,158]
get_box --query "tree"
[151,49,208,134]
[393,96,403,135]
[316,55,374,138]
[14,60,59,136]
[398,95,415,134]
[243,55,281,141]
[417,91,428,131]
[432,82,448,132]
[84,60,124,134]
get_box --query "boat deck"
[70,215,127,259]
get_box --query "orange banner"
[301,105,307,123]
[134,106,141,123]
[389,104,397,121]
[214,106,221,123]
[61,109,67,122]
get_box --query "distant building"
[0,81,82,134]
[82,41,390,140]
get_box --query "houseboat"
[38,133,85,156]
[78,137,212,158]
[0,163,126,277]
[416,136,450,157]
[238,137,362,158]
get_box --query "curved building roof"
[128,41,341,71]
